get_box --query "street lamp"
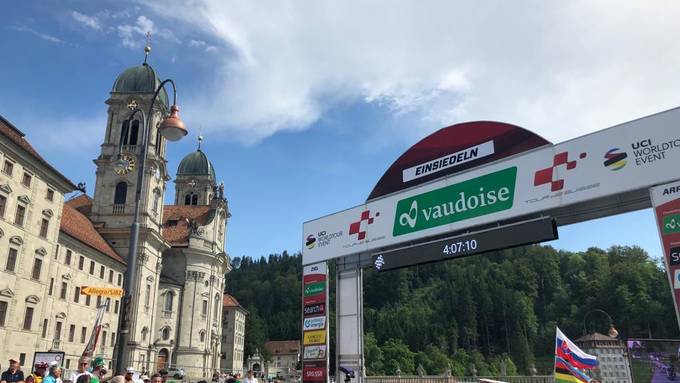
[114,78,187,374]
[583,309,619,338]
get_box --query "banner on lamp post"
[302,263,329,383]
[651,180,680,331]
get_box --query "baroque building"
[0,53,235,378]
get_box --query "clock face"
[114,153,137,175]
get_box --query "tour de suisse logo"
[603,148,628,171]
[349,210,380,240]
[534,152,587,192]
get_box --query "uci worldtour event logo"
[393,167,517,236]
[603,148,627,171]
[306,230,343,250]
[629,138,680,166]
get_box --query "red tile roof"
[223,293,241,308]
[66,194,93,215]
[161,205,211,246]
[60,203,125,264]
[0,115,76,189]
[264,340,301,356]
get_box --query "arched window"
[128,120,139,145]
[114,182,127,204]
[141,326,149,342]
[164,292,174,311]
[161,327,170,340]
[199,330,205,343]
[214,294,220,321]
[120,120,129,145]
[185,193,198,206]
[152,189,161,215]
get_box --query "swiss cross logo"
[349,210,380,240]
[534,152,587,192]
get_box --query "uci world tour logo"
[305,234,316,249]
[393,167,517,236]
[603,148,627,171]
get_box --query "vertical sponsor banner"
[302,263,329,383]
[650,180,680,330]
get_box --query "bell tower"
[174,136,218,206]
[89,46,172,370]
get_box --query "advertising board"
[301,262,329,383]
[303,107,680,265]
[651,180,680,330]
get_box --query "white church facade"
[0,54,238,378]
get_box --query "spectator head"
[8,359,19,371]
[111,375,126,383]
[151,374,162,383]
[49,366,62,378]
[26,376,35,383]
[78,357,90,372]
[77,374,92,383]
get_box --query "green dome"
[111,63,168,106]
[177,149,216,181]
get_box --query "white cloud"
[117,15,180,48]
[144,0,680,144]
[72,11,101,30]
[189,39,218,53]
[11,26,65,44]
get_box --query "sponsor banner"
[651,180,680,329]
[303,316,326,331]
[303,345,327,360]
[303,362,327,383]
[303,303,325,316]
[304,263,328,275]
[304,281,326,296]
[303,330,326,345]
[304,107,680,265]
[393,167,517,236]
[303,293,325,306]
[303,273,326,285]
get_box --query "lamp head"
[608,323,619,338]
[159,104,188,141]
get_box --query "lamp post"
[114,79,188,373]
[583,308,619,338]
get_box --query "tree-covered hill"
[225,245,678,375]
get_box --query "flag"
[82,302,107,358]
[555,327,599,369]
[555,327,598,383]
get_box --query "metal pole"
[114,78,179,374]
[115,108,148,373]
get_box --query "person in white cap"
[69,357,93,383]
[123,369,134,383]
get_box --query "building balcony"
[112,204,125,215]
[50,339,62,351]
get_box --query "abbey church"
[0,54,246,378]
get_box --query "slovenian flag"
[555,327,598,383]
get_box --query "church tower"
[174,136,218,206]
[90,49,172,368]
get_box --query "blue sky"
[2,1,679,260]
